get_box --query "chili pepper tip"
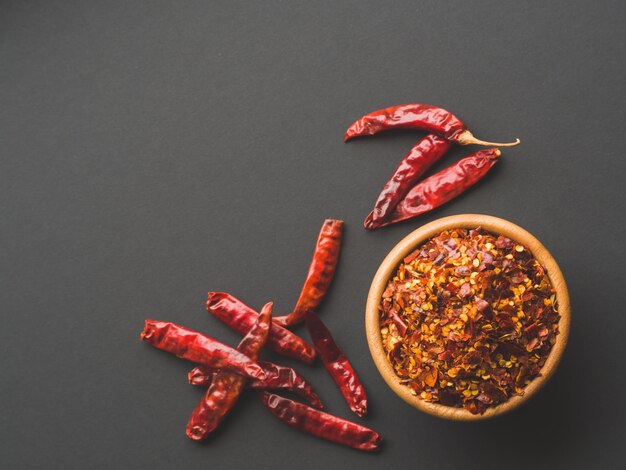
[140,319,158,341]
[187,425,207,441]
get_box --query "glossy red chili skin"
[372,148,501,229]
[258,392,381,452]
[364,134,451,228]
[186,302,273,441]
[305,312,367,417]
[207,292,316,364]
[275,219,343,327]
[188,361,323,409]
[140,320,266,380]
[345,104,466,142]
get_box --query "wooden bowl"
[365,214,570,421]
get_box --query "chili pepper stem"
[456,130,520,147]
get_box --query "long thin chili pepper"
[207,292,316,364]
[188,362,323,409]
[274,219,343,327]
[258,392,382,452]
[305,311,367,417]
[364,134,451,228]
[370,148,501,229]
[345,104,519,147]
[140,320,266,380]
[186,302,272,441]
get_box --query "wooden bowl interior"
[365,214,570,421]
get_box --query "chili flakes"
[379,227,560,415]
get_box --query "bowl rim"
[365,214,571,421]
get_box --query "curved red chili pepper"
[140,320,266,380]
[207,292,316,364]
[186,302,273,441]
[370,148,501,229]
[364,134,451,228]
[258,392,382,452]
[305,311,367,417]
[188,361,323,410]
[345,104,519,147]
[274,219,343,327]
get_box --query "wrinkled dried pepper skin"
[140,320,266,380]
[258,392,381,452]
[345,104,466,142]
[207,292,316,364]
[371,149,501,229]
[275,219,343,327]
[364,135,451,228]
[186,303,273,441]
[188,361,323,409]
[345,104,519,147]
[305,312,367,417]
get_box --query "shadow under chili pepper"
[343,127,428,144]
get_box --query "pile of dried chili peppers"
[379,227,560,414]
[140,219,381,452]
[344,104,520,229]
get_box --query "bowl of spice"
[365,214,570,420]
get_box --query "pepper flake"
[379,228,560,414]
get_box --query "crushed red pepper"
[379,227,560,414]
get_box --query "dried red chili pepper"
[274,219,343,327]
[368,148,501,230]
[305,311,367,417]
[188,361,323,409]
[207,292,316,364]
[140,320,266,380]
[186,302,273,440]
[345,104,519,147]
[364,134,451,228]
[258,392,382,452]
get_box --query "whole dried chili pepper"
[368,148,501,230]
[140,320,266,380]
[207,292,316,364]
[248,363,322,409]
[188,361,323,409]
[305,311,367,417]
[258,392,382,452]
[274,219,344,327]
[186,302,272,441]
[344,104,519,146]
[364,134,451,228]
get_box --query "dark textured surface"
[1,1,625,468]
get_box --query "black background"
[2,1,625,469]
